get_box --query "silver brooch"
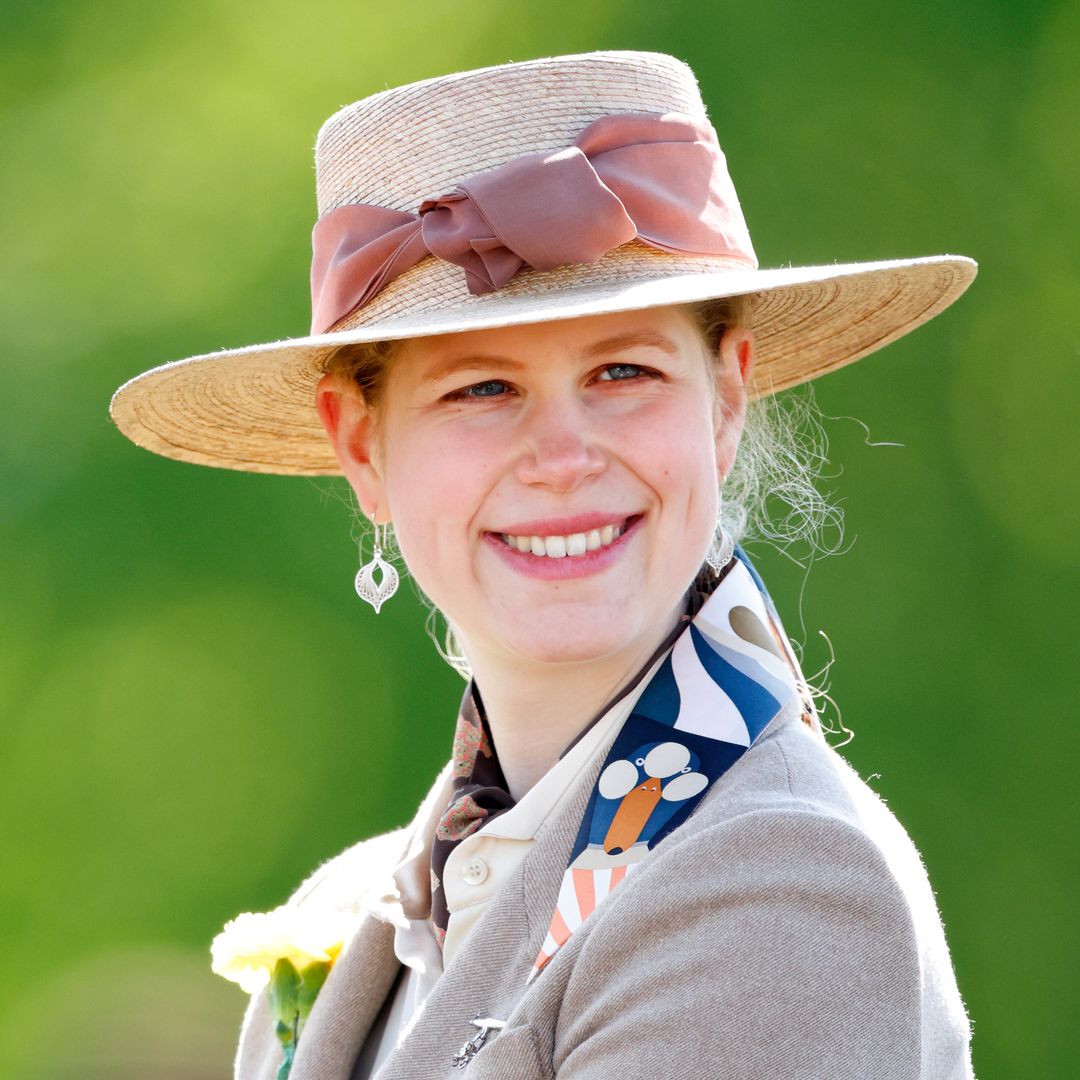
[450,1015,506,1069]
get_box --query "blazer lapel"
[290,765,455,1080]
[290,907,400,1080]
[375,752,598,1079]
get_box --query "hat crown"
[314,51,708,217]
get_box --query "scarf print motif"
[529,551,801,981]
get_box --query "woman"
[110,51,976,1079]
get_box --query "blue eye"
[469,380,509,397]
[598,364,647,381]
[447,380,511,400]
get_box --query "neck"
[464,610,685,802]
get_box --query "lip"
[483,514,644,581]
[492,511,640,537]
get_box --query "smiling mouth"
[495,516,640,559]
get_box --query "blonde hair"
[326,297,839,676]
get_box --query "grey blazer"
[234,702,975,1079]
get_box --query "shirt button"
[461,858,489,886]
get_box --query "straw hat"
[109,50,976,476]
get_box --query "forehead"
[394,305,705,377]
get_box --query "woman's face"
[321,306,751,671]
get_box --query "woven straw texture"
[109,51,976,475]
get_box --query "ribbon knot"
[417,143,637,294]
[310,112,756,335]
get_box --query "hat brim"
[109,254,976,475]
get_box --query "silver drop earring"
[355,521,399,614]
[709,486,735,571]
[713,523,735,570]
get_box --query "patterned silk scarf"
[429,550,809,972]
[429,691,514,947]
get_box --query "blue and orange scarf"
[429,551,813,979]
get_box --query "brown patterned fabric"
[430,688,514,944]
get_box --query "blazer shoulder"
[551,722,974,1079]
[555,798,928,1080]
[662,707,957,984]
[703,706,933,884]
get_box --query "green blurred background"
[2,0,1076,1075]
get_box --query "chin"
[515,638,618,666]
[495,613,644,667]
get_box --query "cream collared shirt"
[353,665,663,1078]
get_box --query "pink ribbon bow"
[309,112,757,335]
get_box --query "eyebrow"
[420,354,523,385]
[419,331,680,385]
[582,330,680,360]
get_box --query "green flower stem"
[277,1040,296,1080]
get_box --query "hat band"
[309,111,758,335]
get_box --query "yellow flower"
[211,904,353,994]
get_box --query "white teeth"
[500,520,631,558]
[544,535,567,558]
[566,532,588,557]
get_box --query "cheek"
[686,454,721,541]
[645,403,720,495]
[379,427,494,579]
[611,400,719,568]
[660,410,722,543]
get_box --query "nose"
[515,396,606,492]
